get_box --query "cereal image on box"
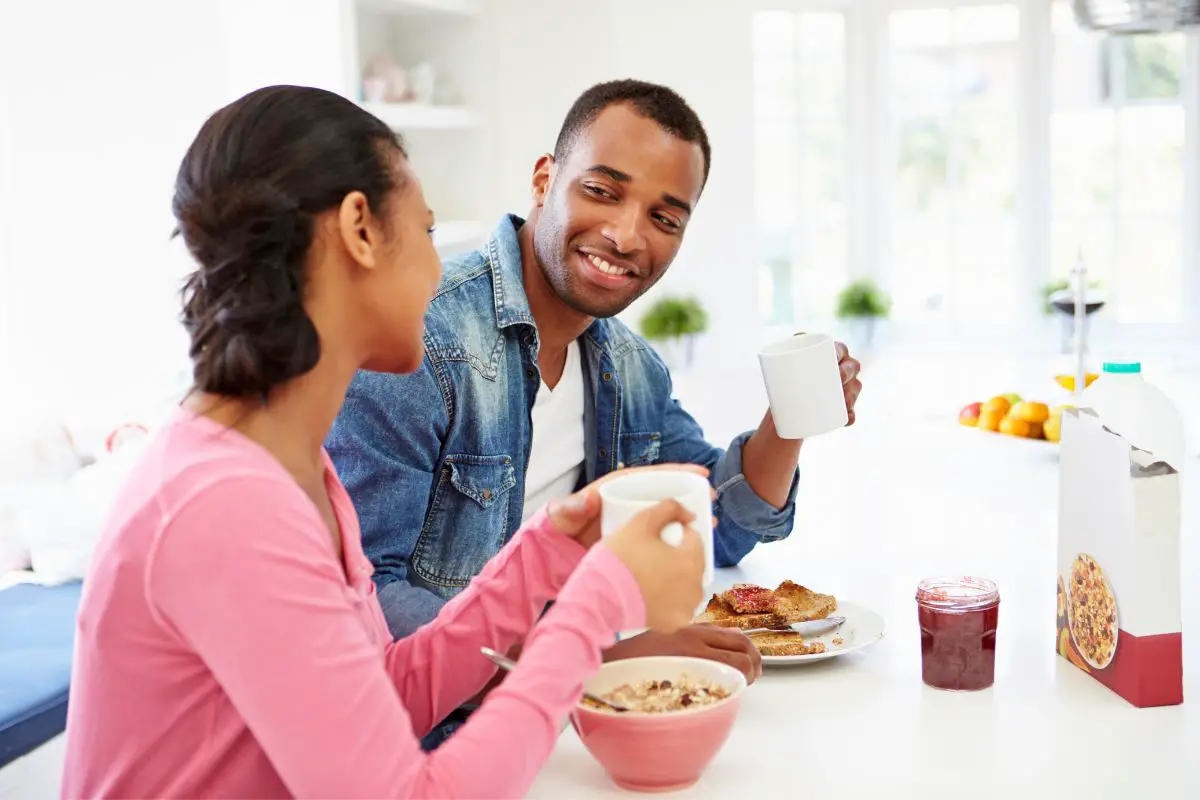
[1068,553,1118,669]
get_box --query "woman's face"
[358,158,442,375]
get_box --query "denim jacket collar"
[484,214,615,351]
[484,214,536,331]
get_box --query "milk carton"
[1056,361,1185,707]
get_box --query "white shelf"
[356,0,478,17]
[433,220,487,254]
[361,102,479,131]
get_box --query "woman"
[61,85,706,799]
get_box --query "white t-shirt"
[521,341,586,521]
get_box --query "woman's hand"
[546,463,710,549]
[601,500,706,632]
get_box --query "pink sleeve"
[149,476,643,799]
[383,507,604,734]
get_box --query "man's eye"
[584,184,615,200]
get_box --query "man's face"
[531,103,706,319]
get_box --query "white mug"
[597,469,714,587]
[758,332,848,440]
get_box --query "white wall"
[0,0,345,442]
[482,0,620,217]
[0,1,218,435]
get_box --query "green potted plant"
[639,295,709,369]
[834,278,891,349]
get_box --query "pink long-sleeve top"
[62,409,644,798]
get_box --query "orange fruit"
[1026,420,1045,439]
[999,416,1032,437]
[1013,401,1050,424]
[982,396,1011,416]
[977,408,1006,432]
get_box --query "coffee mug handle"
[660,522,684,547]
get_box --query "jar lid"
[916,576,999,610]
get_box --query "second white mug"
[757,332,848,440]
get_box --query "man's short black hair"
[553,79,712,185]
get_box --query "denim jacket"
[327,215,799,640]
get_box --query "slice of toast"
[773,580,837,623]
[694,594,785,631]
[720,584,777,614]
[748,630,827,656]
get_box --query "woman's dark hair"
[173,84,405,399]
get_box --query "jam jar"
[916,576,1000,691]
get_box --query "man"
[327,79,862,746]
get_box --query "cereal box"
[1056,371,1185,707]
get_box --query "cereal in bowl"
[584,676,731,714]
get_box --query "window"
[752,10,848,327]
[752,1,1197,335]
[888,4,1020,325]
[1049,1,1187,323]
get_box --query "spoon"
[479,646,630,713]
[741,615,847,636]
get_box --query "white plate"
[758,601,886,665]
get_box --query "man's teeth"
[587,254,630,276]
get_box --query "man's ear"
[531,153,555,208]
[336,190,377,269]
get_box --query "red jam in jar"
[916,576,1000,691]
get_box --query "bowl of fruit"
[959,394,1069,443]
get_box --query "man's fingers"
[547,490,600,531]
[693,644,755,681]
[846,378,862,408]
[840,357,861,384]
[695,624,755,650]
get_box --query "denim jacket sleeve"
[326,362,450,639]
[652,362,798,568]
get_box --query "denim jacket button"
[481,488,493,501]
[599,449,607,459]
[602,371,613,382]
[526,369,535,379]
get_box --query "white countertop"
[529,418,1200,798]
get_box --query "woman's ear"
[336,190,379,269]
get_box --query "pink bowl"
[569,656,746,793]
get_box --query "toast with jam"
[695,580,836,630]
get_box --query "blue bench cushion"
[0,581,82,768]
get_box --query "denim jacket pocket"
[411,454,517,593]
[617,432,662,468]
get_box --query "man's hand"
[834,340,863,426]
[602,624,762,685]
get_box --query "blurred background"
[0,0,1197,451]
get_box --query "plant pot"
[841,317,880,352]
[650,336,697,372]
